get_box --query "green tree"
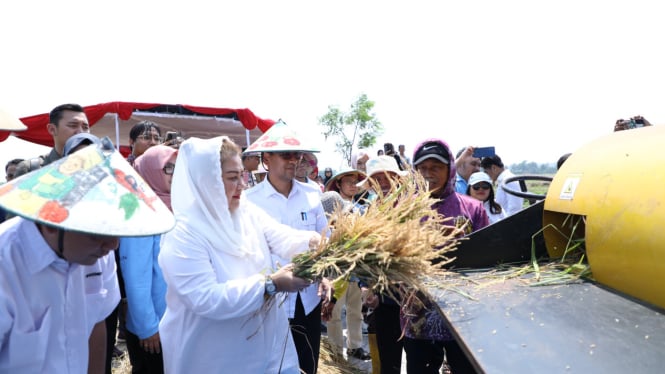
[509,161,556,175]
[319,93,383,166]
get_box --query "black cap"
[413,141,450,166]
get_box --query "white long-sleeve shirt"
[0,217,119,373]
[496,169,525,216]
[158,203,313,374]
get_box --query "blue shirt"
[119,235,167,339]
[455,172,469,194]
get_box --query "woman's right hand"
[270,264,311,293]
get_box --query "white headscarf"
[168,136,259,258]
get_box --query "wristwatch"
[265,275,277,296]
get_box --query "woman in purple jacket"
[402,139,489,374]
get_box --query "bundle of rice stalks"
[292,172,461,302]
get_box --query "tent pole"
[114,113,120,150]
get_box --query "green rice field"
[525,179,551,197]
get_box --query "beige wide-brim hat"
[0,137,175,236]
[324,168,367,193]
[0,108,27,131]
[357,155,409,187]
[243,120,320,153]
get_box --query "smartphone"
[473,146,495,158]
[165,131,178,143]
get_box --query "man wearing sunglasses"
[244,122,330,374]
[404,139,489,374]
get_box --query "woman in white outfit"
[466,171,507,224]
[158,136,320,373]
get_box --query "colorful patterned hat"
[243,120,320,153]
[0,107,27,131]
[0,137,175,236]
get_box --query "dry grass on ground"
[112,336,367,374]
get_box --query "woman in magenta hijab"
[119,145,177,373]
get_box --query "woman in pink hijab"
[135,145,177,211]
[119,144,177,373]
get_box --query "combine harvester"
[434,125,665,373]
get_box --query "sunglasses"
[472,183,491,191]
[162,164,175,175]
[274,152,303,161]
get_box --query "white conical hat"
[243,120,320,153]
[0,137,175,236]
[0,108,27,131]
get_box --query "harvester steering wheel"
[501,175,552,203]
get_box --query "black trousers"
[404,337,477,374]
[374,302,403,374]
[290,294,322,374]
[105,250,126,374]
[125,331,164,374]
[104,304,120,374]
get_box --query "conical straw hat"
[0,137,175,236]
[0,108,27,131]
[244,120,320,153]
[324,168,367,193]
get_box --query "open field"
[526,179,551,197]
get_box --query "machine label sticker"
[559,175,581,200]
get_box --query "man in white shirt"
[0,140,175,372]
[244,122,328,374]
[0,218,120,373]
[481,154,525,216]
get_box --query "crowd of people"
[2,103,652,373]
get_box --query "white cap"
[468,171,493,186]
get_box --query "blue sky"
[2,0,665,180]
